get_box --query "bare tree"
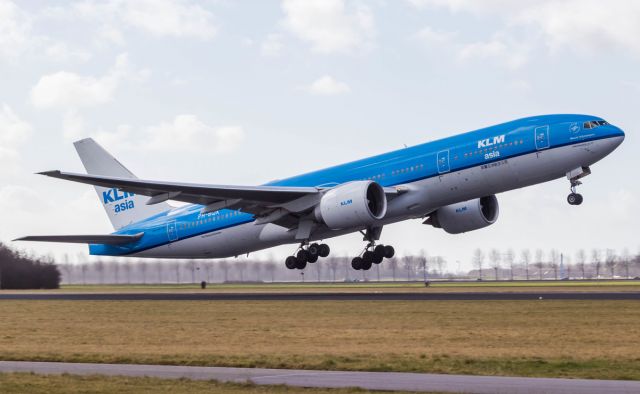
[521,249,531,280]
[122,261,131,284]
[186,260,197,283]
[328,258,339,282]
[591,249,601,279]
[251,262,262,281]
[155,261,164,283]
[314,258,322,281]
[264,261,277,283]
[236,261,247,282]
[388,257,398,281]
[534,249,544,280]
[605,249,617,279]
[549,249,559,280]
[219,260,230,282]
[473,248,485,279]
[139,262,148,284]
[505,249,515,280]
[95,260,105,284]
[575,249,587,279]
[173,261,181,283]
[402,255,413,281]
[620,248,631,279]
[489,249,501,280]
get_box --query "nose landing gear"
[566,166,590,206]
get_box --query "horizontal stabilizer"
[13,233,144,245]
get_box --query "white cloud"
[458,35,528,70]
[132,114,245,153]
[414,26,457,47]
[0,104,32,146]
[0,104,32,175]
[409,0,640,57]
[120,0,217,39]
[0,0,33,61]
[44,42,92,63]
[30,53,139,109]
[306,75,351,95]
[281,0,374,54]
[261,33,284,57]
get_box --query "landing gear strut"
[284,242,331,270]
[351,227,395,271]
[566,167,590,206]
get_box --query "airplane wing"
[39,171,401,227]
[13,233,144,245]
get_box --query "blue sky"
[1,0,638,268]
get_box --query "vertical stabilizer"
[73,138,169,230]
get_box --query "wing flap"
[13,233,144,245]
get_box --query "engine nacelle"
[315,181,387,230]
[427,195,499,234]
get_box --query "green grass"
[42,279,640,294]
[0,373,423,394]
[1,300,639,380]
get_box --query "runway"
[0,292,639,301]
[1,361,639,394]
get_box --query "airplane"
[15,114,624,271]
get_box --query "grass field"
[0,300,639,380]
[0,373,418,394]
[5,280,638,293]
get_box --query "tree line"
[0,243,60,289]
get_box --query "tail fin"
[73,138,170,230]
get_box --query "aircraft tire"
[307,254,318,263]
[308,243,319,257]
[285,256,297,269]
[297,249,309,263]
[318,244,330,258]
[295,259,307,269]
[362,260,373,270]
[383,245,395,259]
[351,257,363,270]
[373,245,385,264]
[362,251,374,264]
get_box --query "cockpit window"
[583,120,609,129]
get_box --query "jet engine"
[315,181,387,230]
[425,195,499,234]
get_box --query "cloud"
[414,26,457,47]
[119,0,217,39]
[30,53,142,109]
[281,0,374,54]
[0,0,33,61]
[0,104,32,146]
[458,35,529,70]
[0,104,32,175]
[306,75,351,95]
[44,42,92,63]
[95,115,246,154]
[408,0,640,57]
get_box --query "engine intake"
[427,195,499,234]
[315,181,387,230]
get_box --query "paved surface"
[1,361,640,393]
[0,292,639,301]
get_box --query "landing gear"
[284,242,331,270]
[567,192,583,206]
[566,167,590,206]
[350,227,396,271]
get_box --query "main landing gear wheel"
[351,257,363,270]
[567,193,583,206]
[284,242,331,270]
[352,243,396,271]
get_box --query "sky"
[1,0,638,269]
